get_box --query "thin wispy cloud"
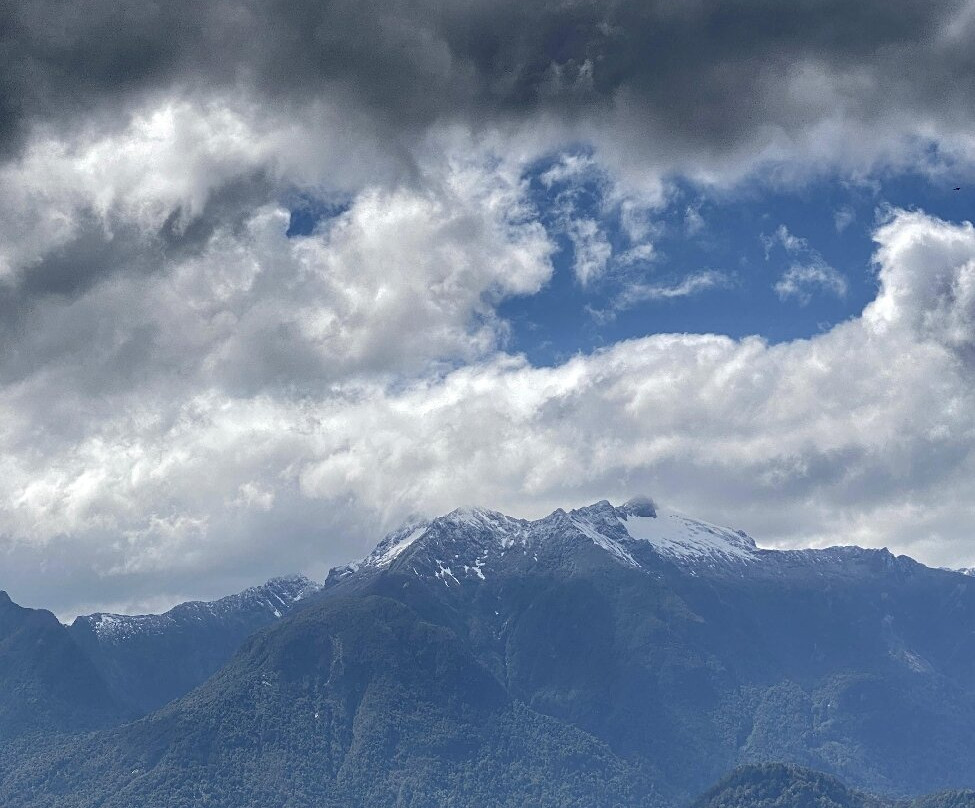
[764,224,848,305]
[618,270,732,306]
[775,262,848,304]
[834,205,856,233]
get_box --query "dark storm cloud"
[0,169,270,380]
[2,0,973,161]
[4,0,972,316]
[19,171,270,297]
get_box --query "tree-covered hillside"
[0,595,659,808]
[0,592,125,743]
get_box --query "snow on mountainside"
[331,496,944,588]
[73,575,320,641]
[330,497,767,587]
[619,506,758,562]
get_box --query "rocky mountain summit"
[332,497,919,590]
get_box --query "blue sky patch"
[496,156,972,366]
[285,195,350,237]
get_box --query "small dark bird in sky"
[954,186,962,191]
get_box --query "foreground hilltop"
[2,498,975,807]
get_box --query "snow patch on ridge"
[570,515,640,568]
[373,525,428,567]
[619,507,759,563]
[442,506,529,548]
[79,575,319,641]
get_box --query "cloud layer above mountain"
[3,0,975,614]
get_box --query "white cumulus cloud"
[4,203,975,616]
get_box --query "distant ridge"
[0,589,125,741]
[67,575,320,713]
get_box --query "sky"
[3,0,975,618]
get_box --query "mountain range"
[2,497,975,806]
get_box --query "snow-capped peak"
[354,506,531,574]
[334,497,767,587]
[439,506,528,542]
[555,498,758,569]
